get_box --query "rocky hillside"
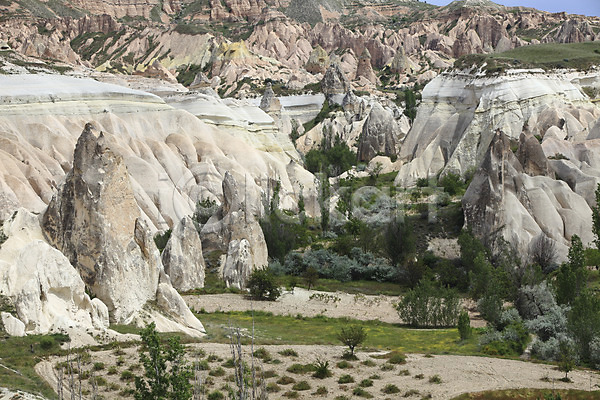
[0,0,599,97]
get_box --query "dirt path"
[184,288,487,327]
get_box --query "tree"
[337,325,367,357]
[556,235,587,305]
[558,341,576,381]
[458,310,472,341]
[569,290,600,362]
[529,234,557,272]
[403,89,417,122]
[247,269,281,301]
[383,219,415,267]
[303,266,319,291]
[135,323,192,400]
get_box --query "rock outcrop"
[259,83,282,113]
[42,124,204,336]
[201,172,268,289]
[463,130,594,261]
[162,216,206,292]
[355,48,377,84]
[0,209,109,336]
[357,103,399,162]
[305,45,330,74]
[321,63,351,100]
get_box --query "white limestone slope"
[0,74,318,226]
[396,69,600,186]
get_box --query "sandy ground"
[36,343,600,400]
[184,288,487,328]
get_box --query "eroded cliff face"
[396,70,600,186]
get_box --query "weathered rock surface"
[355,48,377,84]
[201,171,268,288]
[321,63,351,99]
[162,216,206,292]
[463,130,594,262]
[357,102,400,162]
[41,124,204,337]
[305,45,330,74]
[395,70,600,187]
[0,209,109,336]
[260,83,282,113]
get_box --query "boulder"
[517,133,552,177]
[389,47,413,74]
[162,216,206,292]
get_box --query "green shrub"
[439,173,465,196]
[458,310,472,340]
[338,374,354,384]
[361,360,375,367]
[380,363,394,371]
[277,376,295,385]
[387,351,406,364]
[399,369,410,376]
[266,382,281,393]
[312,359,331,379]
[359,379,373,387]
[93,362,105,371]
[429,375,442,384]
[261,370,277,379]
[108,366,118,375]
[337,360,353,369]
[286,363,314,374]
[396,279,460,328]
[278,349,298,357]
[120,370,134,381]
[247,269,281,301]
[40,337,54,350]
[153,229,171,253]
[292,381,310,391]
[382,384,401,394]
[414,373,425,379]
[207,390,225,400]
[369,374,381,379]
[314,386,328,395]
[209,367,225,377]
[352,387,373,398]
[253,347,272,361]
[283,390,299,398]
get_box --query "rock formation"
[0,209,109,336]
[389,48,413,74]
[200,172,268,289]
[463,130,593,261]
[305,45,330,74]
[355,48,377,84]
[260,82,282,113]
[42,124,204,336]
[357,103,399,162]
[162,216,206,292]
[321,63,351,100]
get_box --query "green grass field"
[0,334,69,399]
[456,41,600,71]
[194,310,481,355]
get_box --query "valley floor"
[35,344,600,400]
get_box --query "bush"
[458,310,472,340]
[314,386,327,396]
[396,279,460,328]
[292,381,310,391]
[207,391,225,400]
[312,359,331,379]
[429,375,442,384]
[358,379,373,387]
[382,384,400,394]
[337,325,367,356]
[40,337,54,350]
[352,387,373,398]
[337,360,353,369]
[278,349,298,357]
[286,363,314,374]
[266,382,281,393]
[439,173,465,196]
[93,362,105,371]
[276,376,295,385]
[338,374,354,384]
[247,269,281,301]
[387,351,406,364]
